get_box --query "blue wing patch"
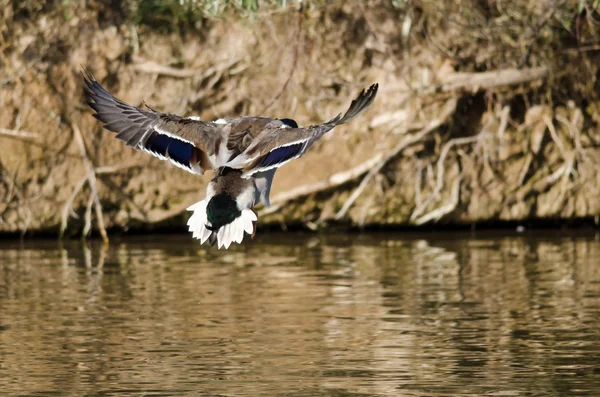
[145,133,170,157]
[166,139,193,166]
[145,132,193,168]
[259,142,304,168]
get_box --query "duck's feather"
[253,169,276,207]
[187,198,256,249]
[225,117,282,154]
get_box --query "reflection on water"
[0,232,599,396]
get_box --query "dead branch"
[72,122,109,244]
[335,98,458,220]
[437,66,549,93]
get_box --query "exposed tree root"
[410,135,480,222]
[335,98,458,220]
[262,154,385,216]
[413,163,462,225]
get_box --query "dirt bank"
[1,1,599,237]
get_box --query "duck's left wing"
[83,71,221,175]
[228,84,378,176]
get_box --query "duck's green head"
[206,192,241,231]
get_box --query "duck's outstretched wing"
[226,84,379,176]
[83,71,221,175]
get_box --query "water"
[0,231,599,396]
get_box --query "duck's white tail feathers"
[187,200,257,249]
[215,209,257,249]
[187,200,212,244]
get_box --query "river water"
[0,231,599,396]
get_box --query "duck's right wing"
[83,71,221,175]
[226,84,379,177]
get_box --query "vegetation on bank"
[9,0,295,28]
[1,0,600,239]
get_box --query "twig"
[72,122,109,244]
[544,115,568,161]
[414,160,424,207]
[497,105,510,143]
[133,60,200,78]
[258,5,303,116]
[95,163,143,175]
[426,162,435,190]
[82,191,94,238]
[0,127,40,140]
[335,98,457,220]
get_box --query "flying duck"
[83,71,378,248]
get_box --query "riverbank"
[1,1,599,238]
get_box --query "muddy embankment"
[1,1,600,238]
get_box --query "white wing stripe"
[154,125,195,145]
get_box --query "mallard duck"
[83,72,378,248]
